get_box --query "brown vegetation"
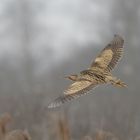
[4,130,31,140]
[0,113,31,140]
[135,136,140,140]
[47,111,70,140]
[0,113,12,140]
[94,130,119,140]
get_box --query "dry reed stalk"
[57,114,70,140]
[47,111,70,140]
[0,113,12,140]
[95,130,119,140]
[4,129,31,140]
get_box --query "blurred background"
[0,0,139,140]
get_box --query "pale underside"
[64,80,97,95]
[94,49,113,70]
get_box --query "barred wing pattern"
[91,35,124,72]
[47,34,125,108]
[48,80,97,108]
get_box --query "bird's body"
[48,34,127,108]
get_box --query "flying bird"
[48,34,127,108]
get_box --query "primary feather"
[91,34,124,72]
[48,80,97,108]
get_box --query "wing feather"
[48,80,97,108]
[91,34,124,72]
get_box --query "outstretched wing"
[48,80,98,108]
[91,34,124,72]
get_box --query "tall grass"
[0,113,31,140]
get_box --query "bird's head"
[65,74,78,81]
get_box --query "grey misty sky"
[40,0,111,60]
[32,0,112,73]
[0,0,112,73]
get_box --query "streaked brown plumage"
[48,34,127,108]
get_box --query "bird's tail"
[111,79,127,88]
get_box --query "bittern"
[48,34,127,108]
